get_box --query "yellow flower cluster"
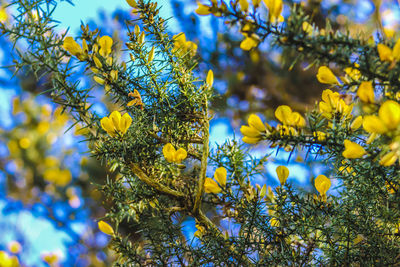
[319,89,353,120]
[240,114,270,144]
[204,167,227,194]
[162,143,187,164]
[275,105,306,127]
[63,35,118,92]
[100,111,132,137]
[172,33,198,57]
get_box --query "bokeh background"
[0,0,399,265]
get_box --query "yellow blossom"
[239,0,249,11]
[214,167,227,187]
[302,21,313,35]
[240,34,259,51]
[316,66,339,85]
[7,241,21,254]
[350,116,363,131]
[342,140,366,159]
[315,175,331,196]
[194,224,206,238]
[344,65,361,81]
[172,33,197,57]
[99,35,113,58]
[275,105,306,127]
[276,165,289,185]
[357,81,375,103]
[195,2,212,16]
[98,220,114,235]
[241,114,270,144]
[0,7,7,23]
[319,89,353,119]
[263,0,284,23]
[100,111,132,137]
[42,252,59,265]
[313,131,326,141]
[363,100,400,134]
[204,177,222,193]
[0,251,19,267]
[377,38,400,62]
[162,143,187,163]
[206,69,214,88]
[379,151,398,167]
[377,44,393,62]
[63,37,84,58]
[126,0,137,7]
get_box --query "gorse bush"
[3,0,400,265]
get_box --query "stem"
[192,95,210,213]
[130,163,185,199]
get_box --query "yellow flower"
[100,111,132,137]
[206,69,214,88]
[240,34,259,51]
[379,100,400,131]
[385,180,398,194]
[172,33,198,57]
[98,220,114,235]
[377,38,400,62]
[379,151,398,167]
[319,89,353,119]
[362,115,387,134]
[357,81,375,103]
[270,217,280,227]
[195,2,212,16]
[63,37,84,58]
[204,177,222,193]
[316,66,339,85]
[8,241,21,254]
[313,131,326,141]
[194,224,206,238]
[276,165,289,185]
[42,252,59,265]
[302,21,313,35]
[162,143,187,163]
[350,116,363,131]
[315,174,331,196]
[275,105,306,127]
[342,140,366,159]
[238,0,249,11]
[214,167,227,187]
[0,7,8,22]
[263,0,284,23]
[377,44,393,62]
[241,114,270,144]
[363,100,400,134]
[99,35,113,58]
[0,251,19,267]
[344,64,361,81]
[126,0,137,7]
